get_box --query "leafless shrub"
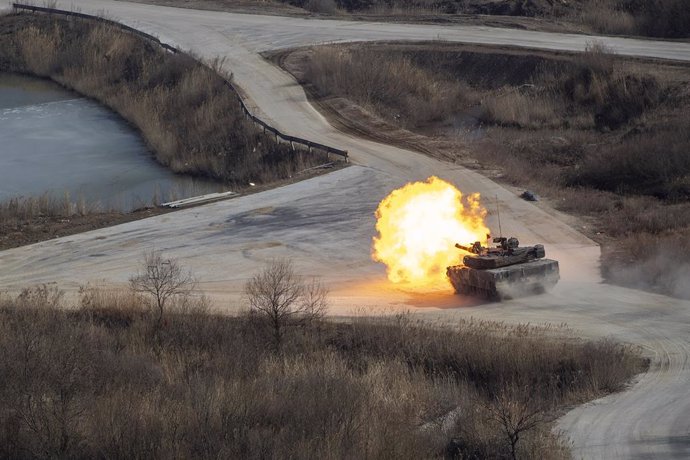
[245,259,328,351]
[483,388,548,460]
[129,250,196,325]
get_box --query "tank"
[446,237,559,300]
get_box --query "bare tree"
[245,259,328,351]
[129,250,195,326]
[484,389,546,460]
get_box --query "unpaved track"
[2,1,690,457]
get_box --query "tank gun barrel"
[456,242,483,254]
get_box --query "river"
[0,73,224,211]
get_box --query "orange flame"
[372,176,490,288]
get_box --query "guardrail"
[12,3,349,162]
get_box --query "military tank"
[446,236,559,300]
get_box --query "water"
[0,73,224,211]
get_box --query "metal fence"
[12,3,349,161]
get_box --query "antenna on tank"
[495,195,503,239]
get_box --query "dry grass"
[0,284,644,459]
[578,0,637,35]
[0,195,170,251]
[482,90,559,129]
[477,44,664,132]
[304,43,682,195]
[305,42,667,133]
[0,13,330,187]
[0,187,174,249]
[303,46,469,128]
[0,194,89,225]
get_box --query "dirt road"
[2,1,690,457]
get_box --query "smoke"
[605,239,690,300]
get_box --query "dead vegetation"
[0,194,170,251]
[0,276,644,459]
[0,13,330,187]
[302,47,468,129]
[283,42,690,298]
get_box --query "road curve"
[2,1,690,458]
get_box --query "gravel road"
[2,1,689,457]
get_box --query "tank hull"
[446,259,560,300]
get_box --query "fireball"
[372,176,490,288]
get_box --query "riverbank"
[0,11,343,249]
[0,12,330,186]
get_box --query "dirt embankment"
[272,42,690,298]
